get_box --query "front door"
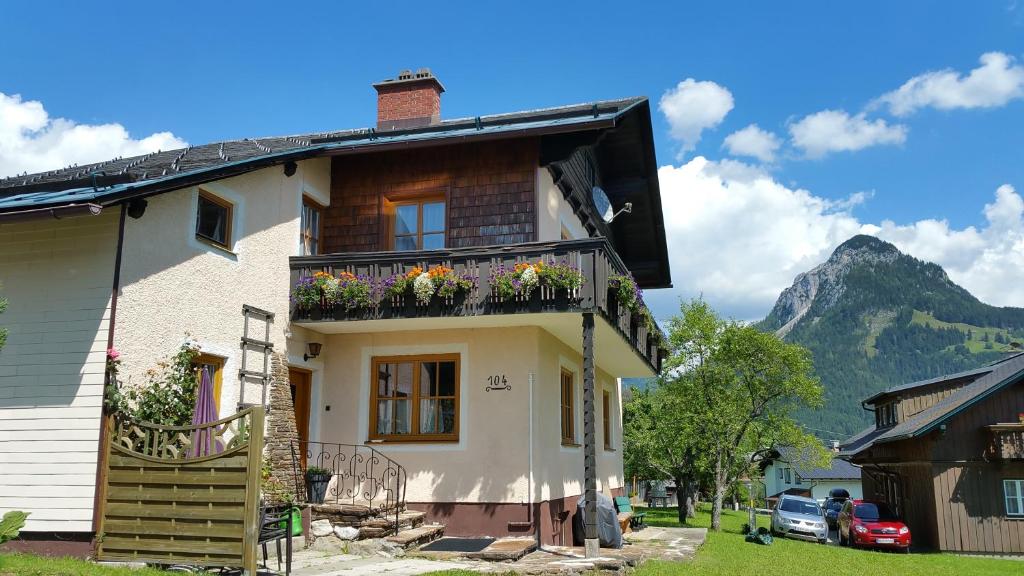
[288,367,312,465]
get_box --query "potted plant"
[491,261,542,312]
[539,260,584,310]
[304,465,333,504]
[291,271,339,320]
[333,271,374,319]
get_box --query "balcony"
[987,423,1024,460]
[289,237,665,373]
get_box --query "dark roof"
[0,98,640,201]
[768,446,862,480]
[0,96,670,287]
[861,364,994,405]
[841,352,1024,458]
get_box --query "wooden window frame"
[369,354,460,443]
[784,468,792,484]
[193,353,225,413]
[602,389,613,451]
[383,193,447,251]
[300,195,325,256]
[196,190,234,250]
[560,369,577,446]
[1005,479,1024,517]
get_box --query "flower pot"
[305,472,332,504]
[527,290,542,312]
[553,289,571,311]
[606,288,621,320]
[309,307,323,321]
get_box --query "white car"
[771,494,828,543]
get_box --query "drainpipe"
[91,203,127,547]
[529,371,537,546]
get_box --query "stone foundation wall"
[264,352,300,502]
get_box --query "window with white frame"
[1005,479,1024,516]
[778,467,784,481]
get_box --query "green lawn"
[635,505,1022,576]
[0,553,191,576]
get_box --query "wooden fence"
[95,407,264,573]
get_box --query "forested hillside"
[758,235,1024,438]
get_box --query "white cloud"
[650,157,1024,321]
[658,79,734,153]
[0,92,186,178]
[876,52,1024,116]
[722,124,782,162]
[788,110,907,158]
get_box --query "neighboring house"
[840,353,1024,553]
[760,446,862,506]
[0,69,670,553]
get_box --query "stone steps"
[385,524,445,549]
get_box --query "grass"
[634,505,1022,576]
[910,310,1017,353]
[0,553,198,576]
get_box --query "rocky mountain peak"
[768,235,902,337]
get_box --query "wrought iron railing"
[291,441,407,531]
[288,237,665,372]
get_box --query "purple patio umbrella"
[190,367,222,457]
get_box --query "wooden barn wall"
[896,379,968,423]
[323,139,539,253]
[934,379,1024,461]
[932,462,1024,553]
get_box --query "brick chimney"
[373,68,445,131]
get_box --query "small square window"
[196,191,233,249]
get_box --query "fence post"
[242,407,265,575]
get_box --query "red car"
[837,499,911,552]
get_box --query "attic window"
[877,402,898,428]
[196,191,233,249]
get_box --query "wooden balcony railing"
[987,423,1024,460]
[289,237,664,372]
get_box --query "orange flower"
[406,266,423,279]
[337,271,356,281]
[428,265,453,278]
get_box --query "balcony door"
[288,367,312,465]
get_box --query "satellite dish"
[591,186,614,223]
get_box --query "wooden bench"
[614,496,646,531]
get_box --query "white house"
[762,446,863,505]
[0,70,670,555]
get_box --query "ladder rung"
[242,304,275,319]
[239,369,268,379]
[241,336,273,349]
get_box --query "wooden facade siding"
[323,140,539,253]
[854,379,1024,552]
[897,380,965,423]
[0,213,117,533]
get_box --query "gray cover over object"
[572,492,623,548]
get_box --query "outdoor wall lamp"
[304,342,322,361]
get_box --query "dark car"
[838,499,911,552]
[823,498,844,529]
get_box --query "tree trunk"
[710,456,727,531]
[674,475,687,524]
[685,480,697,519]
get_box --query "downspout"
[91,203,127,542]
[529,371,537,547]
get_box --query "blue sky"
[2,1,1023,319]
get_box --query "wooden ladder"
[239,304,275,410]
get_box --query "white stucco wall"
[763,460,863,504]
[0,211,119,532]
[114,158,330,414]
[536,168,587,241]
[312,324,624,506]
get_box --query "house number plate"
[486,374,510,391]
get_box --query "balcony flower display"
[292,271,339,310]
[382,265,474,305]
[608,273,644,314]
[491,259,585,301]
[538,261,584,292]
[335,271,375,310]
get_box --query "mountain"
[758,234,1024,438]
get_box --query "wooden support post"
[582,312,599,557]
